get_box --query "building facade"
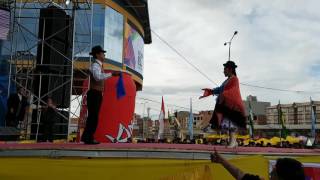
[243,95,271,125]
[198,110,214,129]
[176,111,189,129]
[259,101,320,137]
[175,111,211,140]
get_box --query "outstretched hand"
[199,88,213,99]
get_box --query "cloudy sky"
[135,0,320,118]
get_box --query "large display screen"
[0,8,10,40]
[124,23,144,75]
[104,7,124,63]
[73,4,105,57]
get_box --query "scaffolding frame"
[7,0,93,141]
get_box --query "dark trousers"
[42,107,56,142]
[81,89,102,142]
[43,122,54,142]
[5,112,18,127]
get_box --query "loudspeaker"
[34,6,72,108]
[36,5,71,72]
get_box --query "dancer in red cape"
[200,61,246,148]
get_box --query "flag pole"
[310,97,317,141]
[278,100,282,147]
[248,100,254,139]
[188,98,193,141]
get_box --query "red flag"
[158,96,165,139]
[161,96,165,115]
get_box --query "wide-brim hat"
[89,45,106,55]
[223,60,237,68]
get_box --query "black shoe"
[84,140,100,145]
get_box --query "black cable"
[240,82,320,94]
[151,30,219,86]
[137,97,200,112]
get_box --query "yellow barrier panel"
[161,165,213,180]
[18,140,37,144]
[0,155,318,180]
[0,158,213,180]
[229,155,269,180]
[296,156,320,163]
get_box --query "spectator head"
[271,158,305,180]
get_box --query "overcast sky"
[135,0,320,119]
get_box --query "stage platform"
[0,143,319,159]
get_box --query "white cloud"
[136,0,320,117]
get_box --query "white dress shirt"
[90,60,112,81]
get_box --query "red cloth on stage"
[211,76,246,129]
[92,72,136,143]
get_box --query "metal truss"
[7,0,93,141]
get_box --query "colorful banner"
[277,101,288,139]
[248,101,254,138]
[0,8,10,40]
[310,98,317,139]
[188,98,193,140]
[124,23,144,75]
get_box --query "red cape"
[210,76,246,129]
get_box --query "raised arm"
[211,149,245,180]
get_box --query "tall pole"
[147,107,150,119]
[142,102,147,139]
[310,97,317,141]
[248,100,254,139]
[224,31,238,61]
[67,0,77,140]
[35,18,46,142]
[188,98,193,140]
[278,100,284,147]
[228,44,231,61]
[146,107,150,138]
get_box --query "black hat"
[89,45,106,56]
[223,61,237,68]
